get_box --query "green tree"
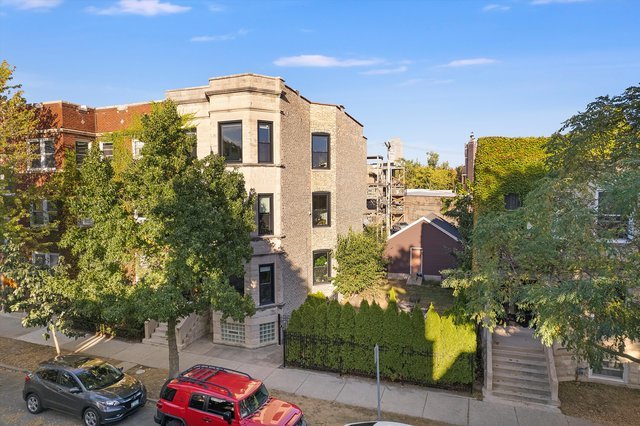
[445,85,640,368]
[333,229,387,297]
[442,190,474,270]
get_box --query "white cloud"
[274,55,382,68]
[208,3,224,12]
[361,66,408,75]
[191,29,248,42]
[397,78,423,87]
[530,0,589,4]
[483,4,511,12]
[441,58,498,67]
[87,0,190,16]
[0,0,62,10]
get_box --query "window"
[597,190,629,240]
[590,357,626,382]
[229,275,245,296]
[30,200,58,227]
[75,140,90,165]
[32,252,59,268]
[184,128,198,158]
[312,192,330,227]
[189,393,207,411]
[220,321,245,343]
[504,193,521,210]
[312,133,329,169]
[259,264,275,306]
[257,194,273,235]
[28,138,55,170]
[259,322,276,344]
[219,121,242,162]
[36,368,58,382]
[99,141,114,159]
[366,199,377,210]
[132,139,144,159]
[258,121,273,163]
[160,386,177,402]
[207,397,235,418]
[59,371,79,389]
[313,250,331,284]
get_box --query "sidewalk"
[0,312,596,426]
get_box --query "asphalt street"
[0,369,157,426]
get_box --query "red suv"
[154,364,306,426]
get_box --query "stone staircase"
[484,326,560,410]
[142,313,210,350]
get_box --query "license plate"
[131,399,139,408]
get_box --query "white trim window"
[132,139,144,159]
[99,141,114,159]
[32,252,59,268]
[589,356,628,383]
[30,200,58,227]
[596,190,632,243]
[28,138,55,171]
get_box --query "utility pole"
[384,140,392,237]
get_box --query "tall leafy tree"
[445,85,640,367]
[122,101,256,377]
[333,229,387,298]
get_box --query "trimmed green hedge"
[285,296,476,386]
[474,137,549,216]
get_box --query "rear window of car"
[36,368,58,382]
[161,386,177,402]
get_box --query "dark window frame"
[257,194,274,236]
[229,274,245,296]
[257,121,273,164]
[219,121,243,163]
[311,133,330,169]
[312,192,331,227]
[504,193,521,210]
[188,393,207,411]
[258,263,275,306]
[28,138,55,170]
[75,139,90,165]
[313,250,331,285]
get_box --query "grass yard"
[386,278,455,313]
[559,381,640,425]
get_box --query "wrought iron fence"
[283,331,474,393]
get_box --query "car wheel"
[26,393,43,414]
[83,407,101,426]
[165,418,184,426]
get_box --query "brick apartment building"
[29,74,367,349]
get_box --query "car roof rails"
[176,364,254,398]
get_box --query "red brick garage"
[385,213,461,280]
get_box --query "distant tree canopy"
[444,85,640,367]
[402,151,457,190]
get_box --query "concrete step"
[493,347,546,361]
[492,385,552,401]
[493,343,544,353]
[493,354,547,367]
[490,390,553,406]
[493,363,548,376]
[144,336,168,346]
[494,376,551,391]
[492,367,549,383]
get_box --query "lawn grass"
[386,278,455,314]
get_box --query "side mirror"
[118,367,124,372]
[222,411,233,424]
[69,387,82,394]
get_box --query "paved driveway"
[0,369,156,426]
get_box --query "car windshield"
[239,384,269,418]
[75,362,123,390]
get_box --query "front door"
[410,247,422,275]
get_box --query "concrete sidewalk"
[0,312,596,426]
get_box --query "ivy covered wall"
[473,137,549,215]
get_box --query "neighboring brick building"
[31,74,367,349]
[404,189,456,224]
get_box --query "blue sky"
[1,0,639,166]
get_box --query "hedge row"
[285,295,476,385]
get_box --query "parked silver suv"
[23,355,146,426]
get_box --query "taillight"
[156,401,163,409]
[24,374,31,382]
